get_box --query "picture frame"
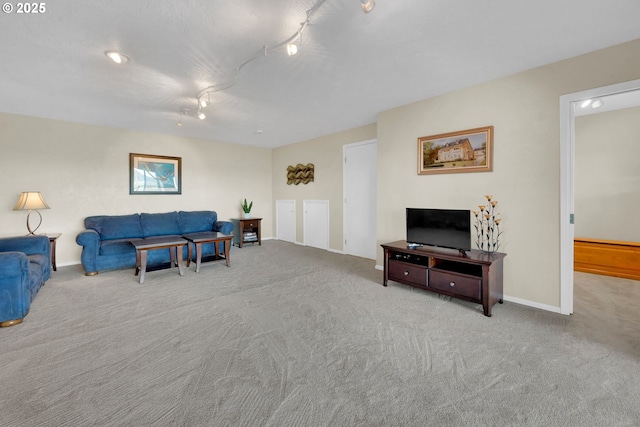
[129,153,182,195]
[417,126,493,175]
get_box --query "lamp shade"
[13,192,50,211]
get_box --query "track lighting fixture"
[177,108,189,127]
[287,31,301,56]
[199,92,210,108]
[360,0,375,13]
[287,43,298,56]
[178,0,375,126]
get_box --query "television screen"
[406,208,471,251]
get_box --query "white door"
[276,200,296,243]
[344,140,377,259]
[303,200,329,250]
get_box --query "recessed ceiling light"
[104,51,129,64]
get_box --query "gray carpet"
[1,240,638,426]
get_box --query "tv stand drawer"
[388,260,427,287]
[429,270,481,301]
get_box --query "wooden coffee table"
[182,232,233,273]
[129,236,188,283]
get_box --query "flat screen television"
[406,208,471,251]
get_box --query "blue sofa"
[0,235,51,327]
[76,211,233,276]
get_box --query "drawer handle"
[449,281,455,287]
[404,271,409,276]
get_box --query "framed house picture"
[129,153,182,194]
[418,126,493,175]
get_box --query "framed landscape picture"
[129,153,182,194]
[418,126,493,175]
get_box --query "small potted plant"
[242,198,253,219]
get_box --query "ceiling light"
[198,111,206,120]
[104,50,129,64]
[177,108,189,126]
[360,0,375,13]
[199,93,210,108]
[286,43,298,56]
[591,98,604,109]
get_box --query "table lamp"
[13,191,50,235]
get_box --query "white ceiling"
[1,0,640,148]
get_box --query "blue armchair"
[0,235,51,327]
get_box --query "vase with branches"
[472,195,502,253]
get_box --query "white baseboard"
[57,261,81,267]
[291,240,344,254]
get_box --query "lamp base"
[26,209,43,235]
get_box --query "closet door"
[276,200,296,243]
[303,200,329,250]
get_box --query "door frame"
[559,78,640,315]
[343,138,377,257]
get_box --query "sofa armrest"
[0,251,29,279]
[0,235,50,256]
[214,220,234,235]
[76,230,101,275]
[76,229,100,251]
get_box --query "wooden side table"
[46,233,61,271]
[234,218,262,248]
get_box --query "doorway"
[559,78,640,315]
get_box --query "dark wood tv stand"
[381,240,506,317]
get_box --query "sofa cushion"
[141,212,181,238]
[179,211,217,234]
[85,214,143,240]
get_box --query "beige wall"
[271,124,377,251]
[575,106,640,241]
[0,113,273,265]
[377,39,640,308]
